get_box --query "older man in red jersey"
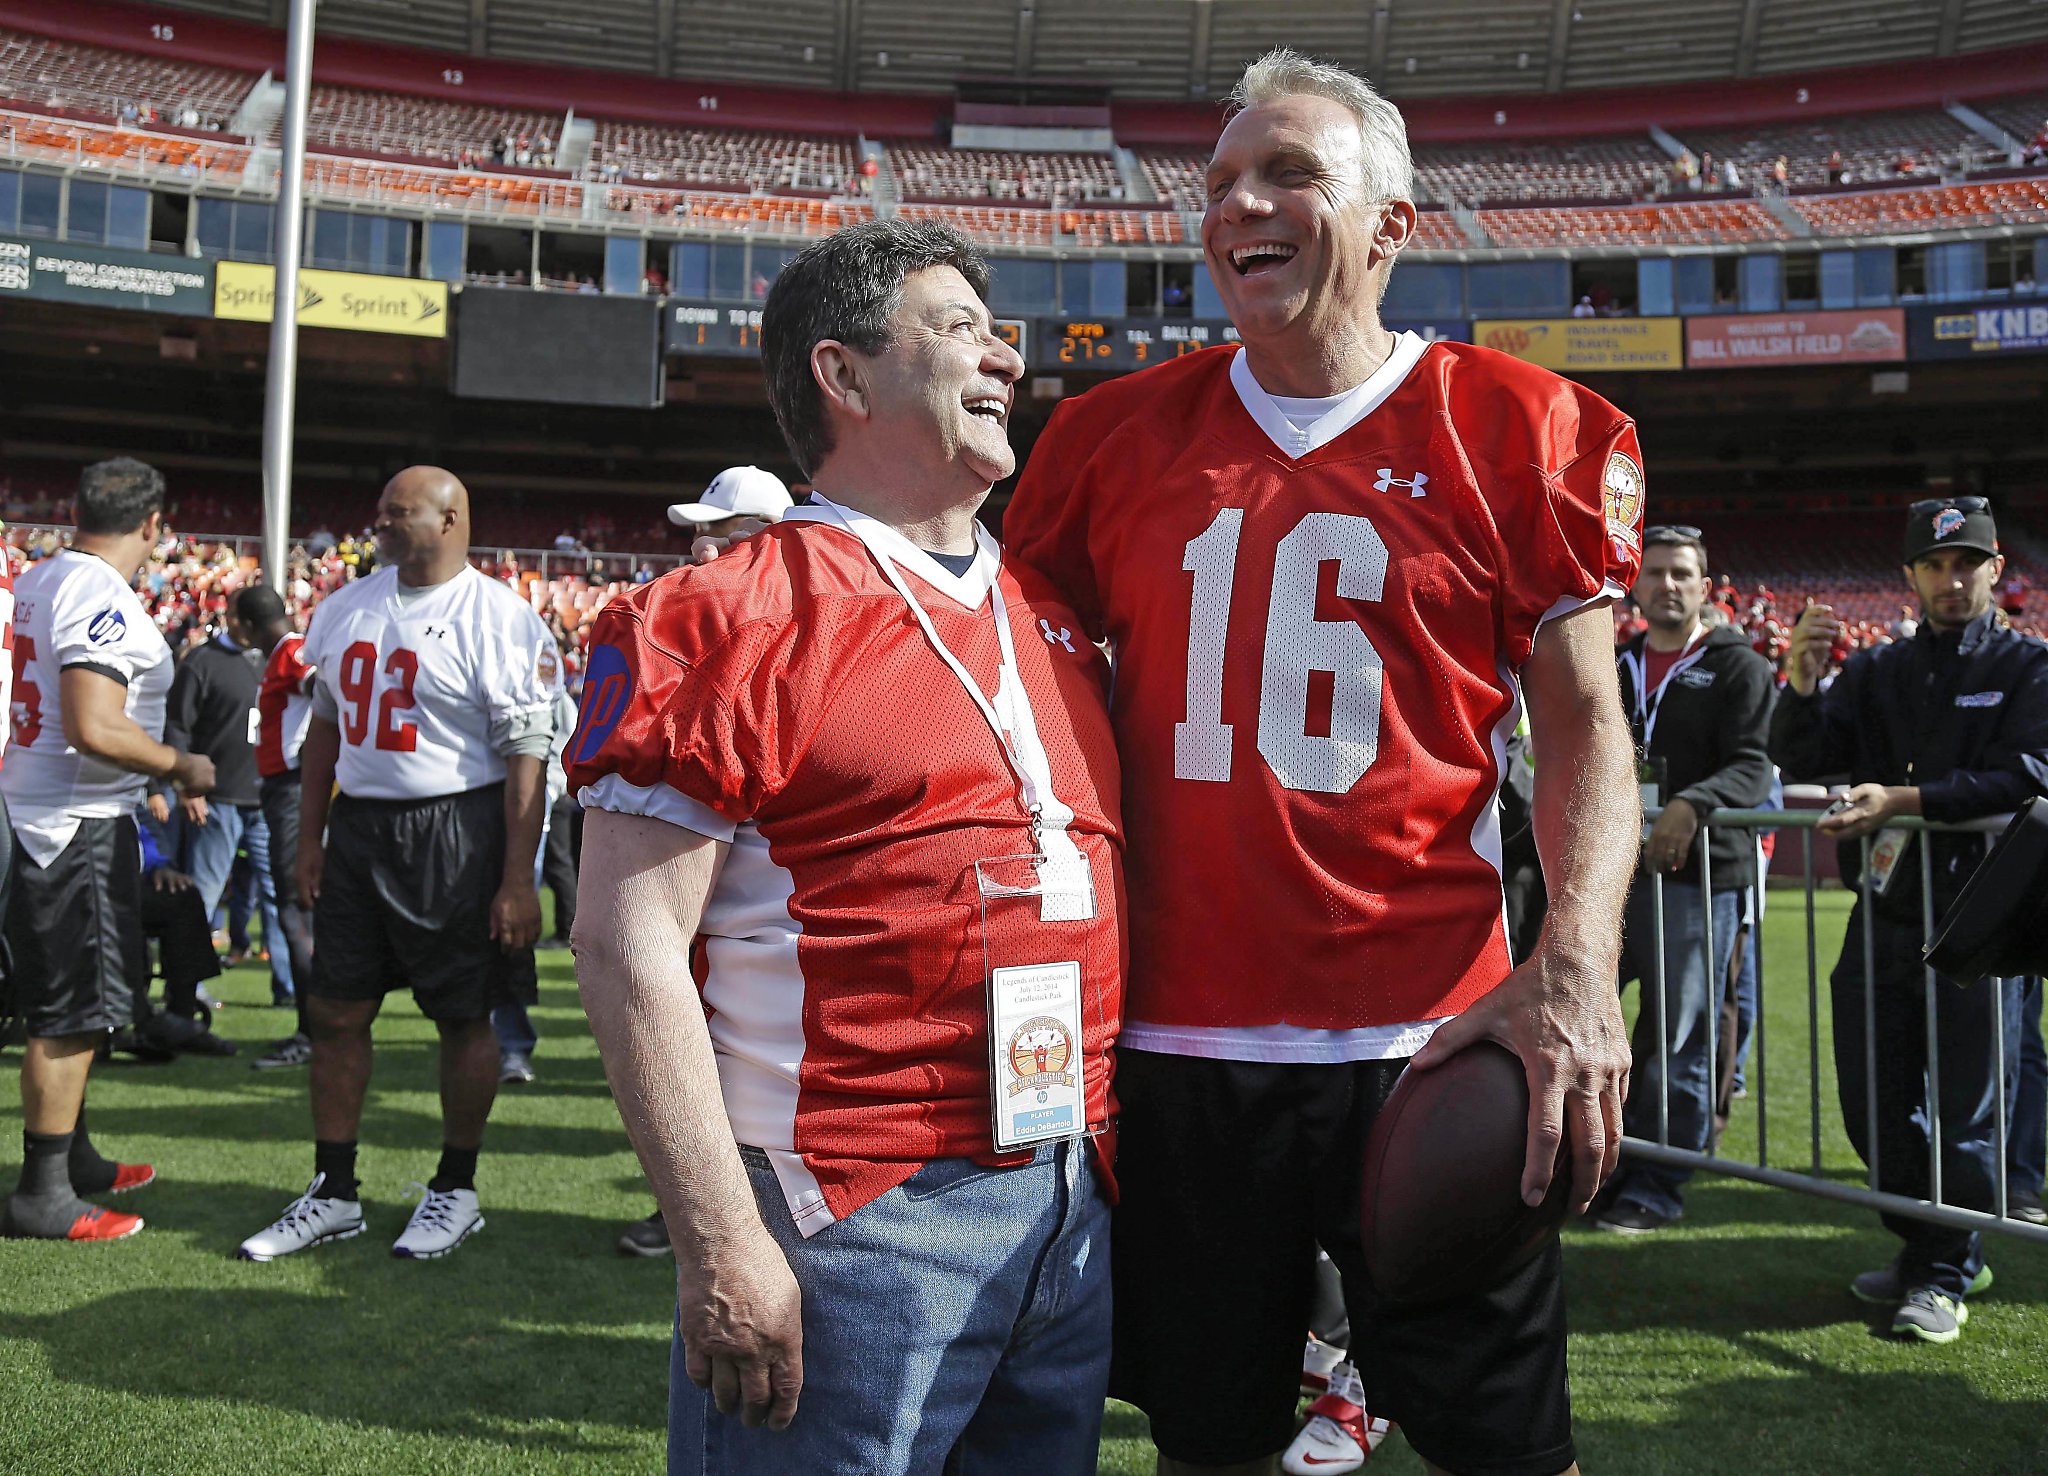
[1004,48,1643,1476]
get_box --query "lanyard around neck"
[809,495,1076,847]
[1625,627,1707,750]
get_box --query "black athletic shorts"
[310,784,537,1022]
[1108,1049,1576,1476]
[4,812,148,1039]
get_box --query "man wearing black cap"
[1772,496,2048,1344]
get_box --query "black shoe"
[107,1027,178,1064]
[1592,1199,1679,1234]
[617,1210,672,1258]
[141,1011,237,1058]
[252,1033,313,1070]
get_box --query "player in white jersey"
[2,459,216,1242]
[239,467,557,1263]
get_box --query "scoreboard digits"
[1048,318,1239,372]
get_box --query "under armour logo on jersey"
[1040,619,1075,652]
[1374,468,1428,498]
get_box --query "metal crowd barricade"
[1622,806,2048,1246]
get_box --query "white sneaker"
[1301,1332,1347,1394]
[1282,1362,1394,1474]
[237,1174,364,1261]
[390,1183,483,1259]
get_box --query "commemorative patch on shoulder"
[537,645,560,687]
[1603,452,1645,553]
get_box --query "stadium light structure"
[261,0,318,589]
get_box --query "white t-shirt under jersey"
[302,564,558,802]
[2,549,173,865]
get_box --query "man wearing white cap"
[668,467,794,543]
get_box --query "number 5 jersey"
[3,549,170,866]
[300,563,558,800]
[1004,333,1645,1061]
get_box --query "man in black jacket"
[161,604,279,997]
[1596,526,1776,1234]
[1772,497,2048,1344]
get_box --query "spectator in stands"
[1572,295,1596,318]
[1772,155,1790,189]
[1827,148,1848,184]
[2002,572,2029,620]
[1723,157,1742,191]
[1595,526,1775,1235]
[1771,497,2048,1344]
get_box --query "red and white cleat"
[1283,1362,1394,1474]
[106,1163,156,1194]
[64,1205,145,1242]
[1301,1332,1346,1395]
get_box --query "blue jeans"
[187,803,292,996]
[2007,976,2046,1200]
[669,1140,1111,1475]
[1615,877,1743,1218]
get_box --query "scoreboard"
[1038,317,1240,371]
[665,300,1027,361]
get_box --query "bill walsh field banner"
[1686,308,1906,368]
[1472,317,1683,372]
[0,235,212,314]
[1908,300,2048,360]
[214,260,447,337]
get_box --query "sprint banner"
[214,260,447,337]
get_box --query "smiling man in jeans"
[570,220,1125,1472]
[1595,525,1774,1235]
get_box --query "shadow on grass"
[1576,1350,2048,1474]
[0,1182,674,1452]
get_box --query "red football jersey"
[566,509,1126,1235]
[1005,336,1643,1059]
[255,633,312,779]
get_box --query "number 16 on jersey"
[1175,508,1388,796]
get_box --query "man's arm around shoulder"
[574,809,802,1431]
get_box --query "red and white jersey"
[302,564,558,801]
[2,549,173,865]
[567,509,1125,1236]
[1005,335,1644,1061]
[255,632,313,778]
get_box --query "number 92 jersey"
[302,564,558,801]
[1005,335,1644,1051]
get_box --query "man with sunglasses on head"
[1772,496,2048,1344]
[1593,524,1774,1236]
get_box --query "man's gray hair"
[761,218,991,479]
[1227,48,1415,206]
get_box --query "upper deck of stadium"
[0,0,2045,256]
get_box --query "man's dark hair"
[75,457,165,536]
[234,585,288,630]
[761,219,991,478]
[1644,525,1710,575]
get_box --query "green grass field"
[3,890,2046,1475]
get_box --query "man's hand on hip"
[1410,944,1631,1216]
[676,1228,805,1431]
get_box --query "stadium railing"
[1625,804,2048,1247]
